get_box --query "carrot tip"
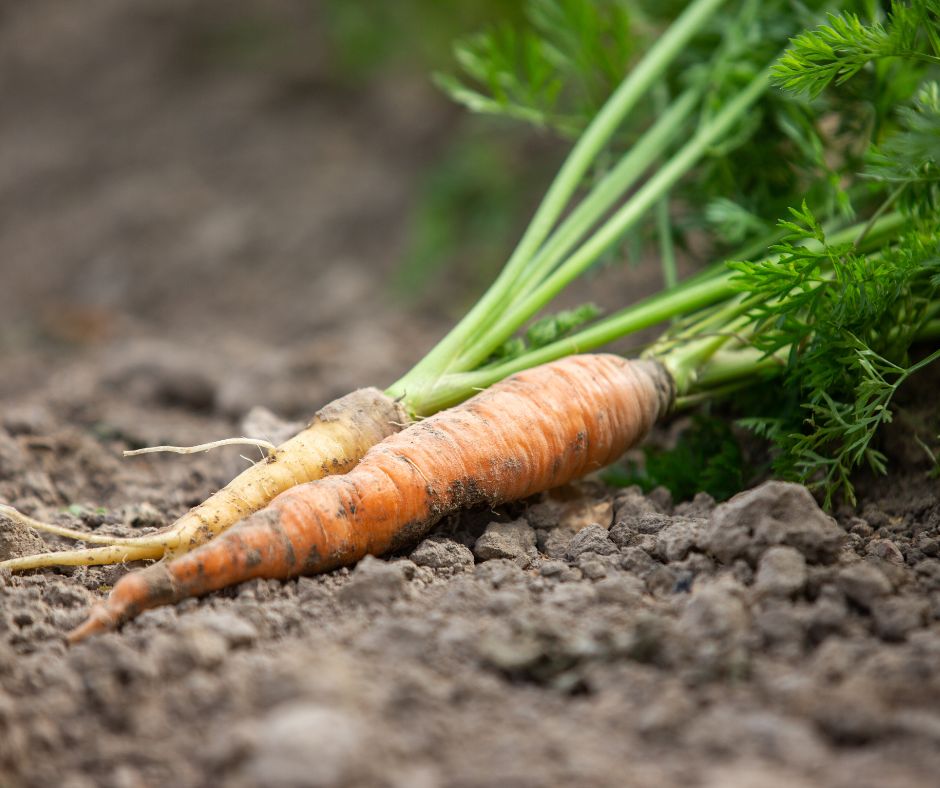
[66,604,119,645]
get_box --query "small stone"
[613,487,659,523]
[755,547,807,597]
[538,560,566,577]
[866,538,904,565]
[578,557,608,580]
[537,527,576,559]
[701,481,844,566]
[871,595,928,641]
[654,518,705,563]
[473,519,537,564]
[635,513,676,534]
[620,547,657,577]
[409,537,474,570]
[836,563,892,611]
[476,626,543,673]
[848,518,873,538]
[338,555,409,606]
[529,498,613,531]
[565,524,617,560]
[475,559,525,588]
[609,513,673,547]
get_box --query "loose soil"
[3,3,940,788]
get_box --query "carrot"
[0,388,407,572]
[67,354,673,642]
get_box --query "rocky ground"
[3,2,940,787]
[2,430,940,787]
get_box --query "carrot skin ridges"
[68,355,673,642]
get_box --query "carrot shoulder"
[68,354,673,641]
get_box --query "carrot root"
[69,355,674,641]
[2,388,407,573]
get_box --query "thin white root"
[123,437,277,458]
[0,504,143,547]
[0,542,164,572]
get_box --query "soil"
[3,3,940,788]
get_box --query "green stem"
[448,69,772,374]
[653,84,678,291]
[407,271,738,414]
[396,211,909,414]
[515,88,700,300]
[395,0,729,391]
[656,195,678,290]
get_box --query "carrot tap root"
[69,355,674,639]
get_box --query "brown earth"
[3,3,940,788]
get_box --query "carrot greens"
[391,0,940,504]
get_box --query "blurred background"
[0,0,662,423]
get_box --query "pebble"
[577,557,608,580]
[410,537,474,571]
[338,556,409,606]
[836,563,892,611]
[866,538,905,565]
[654,518,705,562]
[473,519,537,564]
[565,524,617,560]
[701,481,844,566]
[754,547,807,598]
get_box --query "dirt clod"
[473,519,537,565]
[836,562,893,611]
[565,524,618,560]
[755,546,807,598]
[702,481,845,565]
[409,536,474,571]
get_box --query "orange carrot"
[68,354,673,642]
